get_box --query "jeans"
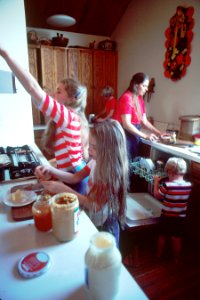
[124,124,141,162]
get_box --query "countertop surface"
[142,138,200,163]
[0,144,148,300]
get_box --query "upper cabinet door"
[93,50,117,115]
[53,47,68,85]
[67,48,81,81]
[28,45,42,125]
[40,46,55,95]
[79,49,93,115]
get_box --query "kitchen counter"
[0,184,148,299]
[142,138,200,164]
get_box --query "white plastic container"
[51,192,79,242]
[179,115,200,141]
[85,231,122,300]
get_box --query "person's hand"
[148,133,159,141]
[0,45,7,57]
[153,175,162,184]
[40,180,69,194]
[35,165,55,181]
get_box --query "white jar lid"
[18,251,51,278]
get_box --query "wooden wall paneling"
[40,46,55,95]
[28,45,42,125]
[67,48,81,81]
[104,51,118,97]
[79,49,93,116]
[93,51,106,115]
[53,47,68,85]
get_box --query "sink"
[126,193,162,221]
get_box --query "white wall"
[27,27,109,49]
[0,0,34,145]
[112,0,200,131]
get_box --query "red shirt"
[115,90,146,124]
[105,97,117,115]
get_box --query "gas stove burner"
[0,145,41,183]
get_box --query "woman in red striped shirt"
[0,46,89,194]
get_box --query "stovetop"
[0,145,41,183]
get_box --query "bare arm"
[153,176,163,200]
[35,165,88,184]
[0,46,45,103]
[142,114,162,136]
[40,180,90,209]
[97,109,114,122]
[121,114,155,140]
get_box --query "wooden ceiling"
[24,0,132,36]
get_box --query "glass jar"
[32,195,52,232]
[51,192,79,242]
[85,231,122,300]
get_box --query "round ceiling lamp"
[46,14,76,28]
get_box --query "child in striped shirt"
[154,157,192,263]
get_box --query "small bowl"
[52,36,69,47]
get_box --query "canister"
[179,115,200,141]
[51,192,79,242]
[85,231,122,300]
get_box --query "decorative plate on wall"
[163,6,194,81]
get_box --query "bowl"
[52,34,69,47]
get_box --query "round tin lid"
[18,251,51,279]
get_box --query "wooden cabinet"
[28,45,43,125]
[28,45,118,123]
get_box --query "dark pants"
[124,125,141,163]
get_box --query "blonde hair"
[88,119,129,227]
[164,157,187,175]
[42,78,89,160]
[101,86,114,98]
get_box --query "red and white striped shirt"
[38,93,84,171]
[158,179,192,218]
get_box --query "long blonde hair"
[88,119,129,227]
[42,78,89,161]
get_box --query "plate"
[3,190,37,207]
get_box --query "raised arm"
[0,45,45,103]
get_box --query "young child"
[0,46,89,194]
[95,86,118,122]
[35,119,129,244]
[154,157,192,263]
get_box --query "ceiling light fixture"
[46,14,76,28]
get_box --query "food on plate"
[160,134,176,144]
[11,189,28,203]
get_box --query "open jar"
[51,193,79,242]
[32,194,52,232]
